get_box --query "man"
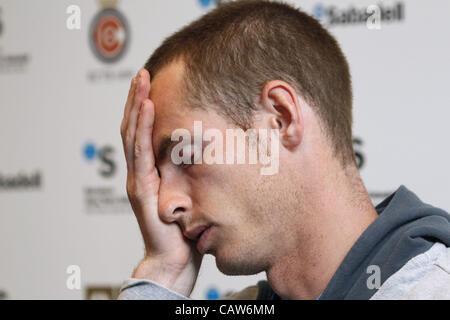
[118,0,450,300]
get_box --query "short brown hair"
[145,0,354,166]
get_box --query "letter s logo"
[98,146,116,178]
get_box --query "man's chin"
[214,251,265,276]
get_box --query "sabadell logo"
[312,2,404,27]
[83,142,116,178]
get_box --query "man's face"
[149,61,292,275]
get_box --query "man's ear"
[259,80,303,150]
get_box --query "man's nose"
[158,178,193,224]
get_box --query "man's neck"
[266,169,378,300]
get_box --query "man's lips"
[184,224,214,254]
[196,226,213,254]
[184,225,210,241]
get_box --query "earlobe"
[261,81,303,150]
[283,123,302,148]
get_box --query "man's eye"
[179,154,195,169]
[192,145,203,163]
[179,162,192,169]
[178,145,202,169]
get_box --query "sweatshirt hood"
[320,185,450,299]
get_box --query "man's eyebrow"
[156,135,176,165]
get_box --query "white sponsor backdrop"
[0,0,449,299]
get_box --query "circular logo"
[89,8,129,63]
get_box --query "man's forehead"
[149,59,229,159]
[149,59,185,103]
[150,60,187,146]
[149,60,224,166]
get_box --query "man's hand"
[120,69,202,297]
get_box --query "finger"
[122,76,138,124]
[135,99,158,176]
[129,69,151,143]
[121,77,138,168]
[125,69,151,170]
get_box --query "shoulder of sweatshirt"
[370,242,450,300]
